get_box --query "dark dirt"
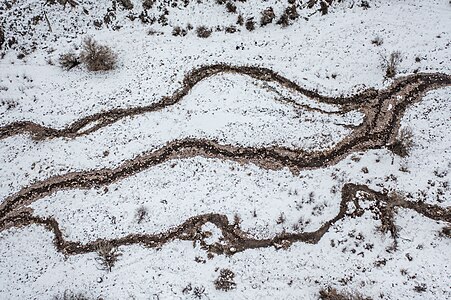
[0,184,449,257]
[0,65,449,257]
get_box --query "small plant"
[260,7,275,26]
[382,51,402,78]
[233,213,241,226]
[119,0,133,9]
[214,268,236,291]
[236,15,244,26]
[196,26,212,38]
[59,52,80,70]
[135,205,148,224]
[0,27,4,49]
[192,286,206,299]
[143,0,154,10]
[371,36,383,46]
[95,240,122,272]
[319,287,371,300]
[80,37,117,71]
[277,13,289,27]
[172,26,187,37]
[276,212,286,224]
[225,2,237,13]
[245,18,255,31]
[389,127,414,157]
[52,291,90,300]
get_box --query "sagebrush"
[80,37,117,71]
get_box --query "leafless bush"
[147,29,163,36]
[143,0,154,9]
[371,36,383,46]
[135,206,148,224]
[237,15,244,26]
[233,213,241,226]
[196,26,212,38]
[172,26,187,37]
[192,286,206,299]
[0,27,4,49]
[319,287,371,300]
[277,13,289,27]
[225,2,237,13]
[389,127,414,157]
[59,52,80,70]
[276,212,286,224]
[382,51,402,78]
[440,226,450,238]
[225,26,237,33]
[96,241,121,272]
[80,37,117,71]
[52,291,89,300]
[260,7,275,26]
[119,0,133,9]
[245,18,255,31]
[214,268,236,291]
[46,0,79,8]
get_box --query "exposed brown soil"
[0,184,449,257]
[0,65,449,257]
[1,65,449,141]
[0,68,450,221]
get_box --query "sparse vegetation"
[196,26,212,38]
[172,26,187,37]
[143,0,154,10]
[0,27,4,49]
[319,287,371,300]
[276,212,286,224]
[59,52,80,70]
[371,36,383,46]
[245,18,255,31]
[382,51,402,78]
[95,241,122,272]
[225,2,237,13]
[80,37,117,71]
[260,7,275,26]
[389,127,414,157]
[135,205,148,224]
[214,268,236,291]
[119,0,133,10]
[52,291,90,300]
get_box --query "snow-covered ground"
[0,0,450,299]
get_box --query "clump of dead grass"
[80,37,117,71]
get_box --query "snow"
[0,0,450,299]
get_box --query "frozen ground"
[0,0,450,299]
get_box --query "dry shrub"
[52,291,89,300]
[389,127,414,157]
[214,269,236,291]
[143,0,154,9]
[0,27,4,49]
[319,287,371,300]
[172,26,187,37]
[96,241,121,272]
[371,36,383,46]
[260,7,275,26]
[119,0,133,10]
[59,52,80,70]
[47,0,79,8]
[245,18,255,31]
[196,26,212,38]
[80,37,117,71]
[236,15,244,26]
[135,205,148,224]
[225,2,237,13]
[382,51,402,78]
